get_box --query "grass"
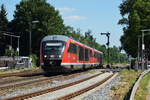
[110,70,143,100]
[88,69,97,74]
[0,66,39,74]
[134,71,150,100]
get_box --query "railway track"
[0,75,45,85]
[0,69,98,98]
[4,71,116,100]
[0,68,44,78]
[0,67,123,79]
[0,75,62,91]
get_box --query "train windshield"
[45,43,63,50]
[43,41,65,55]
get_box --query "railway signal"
[29,20,39,55]
[101,32,110,68]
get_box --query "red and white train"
[40,35,103,72]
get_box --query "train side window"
[94,52,100,60]
[100,54,103,60]
[79,46,84,61]
[85,49,89,61]
[94,52,97,58]
[89,50,92,57]
[98,54,101,61]
[68,43,77,54]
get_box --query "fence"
[0,56,32,69]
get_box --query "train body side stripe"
[61,63,100,66]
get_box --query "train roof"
[41,35,103,54]
[41,35,69,42]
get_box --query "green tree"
[0,4,8,31]
[10,0,65,56]
[84,30,96,47]
[119,0,150,58]
[0,4,8,56]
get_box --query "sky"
[0,0,123,47]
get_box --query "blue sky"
[0,0,123,47]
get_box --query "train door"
[89,49,93,63]
[85,48,89,62]
[79,46,84,63]
[93,51,97,63]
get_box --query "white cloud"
[64,15,87,22]
[55,7,87,23]
[56,7,75,14]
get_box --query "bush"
[5,49,18,56]
[30,54,38,68]
[131,58,137,69]
[5,49,12,56]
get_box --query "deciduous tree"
[119,0,150,58]
[10,0,65,56]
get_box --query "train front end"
[40,35,68,72]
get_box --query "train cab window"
[79,46,84,61]
[68,43,77,54]
[42,41,65,56]
[85,49,89,61]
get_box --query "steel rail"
[0,75,44,85]
[129,69,150,100]
[0,69,43,78]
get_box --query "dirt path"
[146,80,150,100]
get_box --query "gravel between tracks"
[0,70,101,99]
[82,74,120,100]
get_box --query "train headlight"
[44,55,47,58]
[59,55,62,58]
